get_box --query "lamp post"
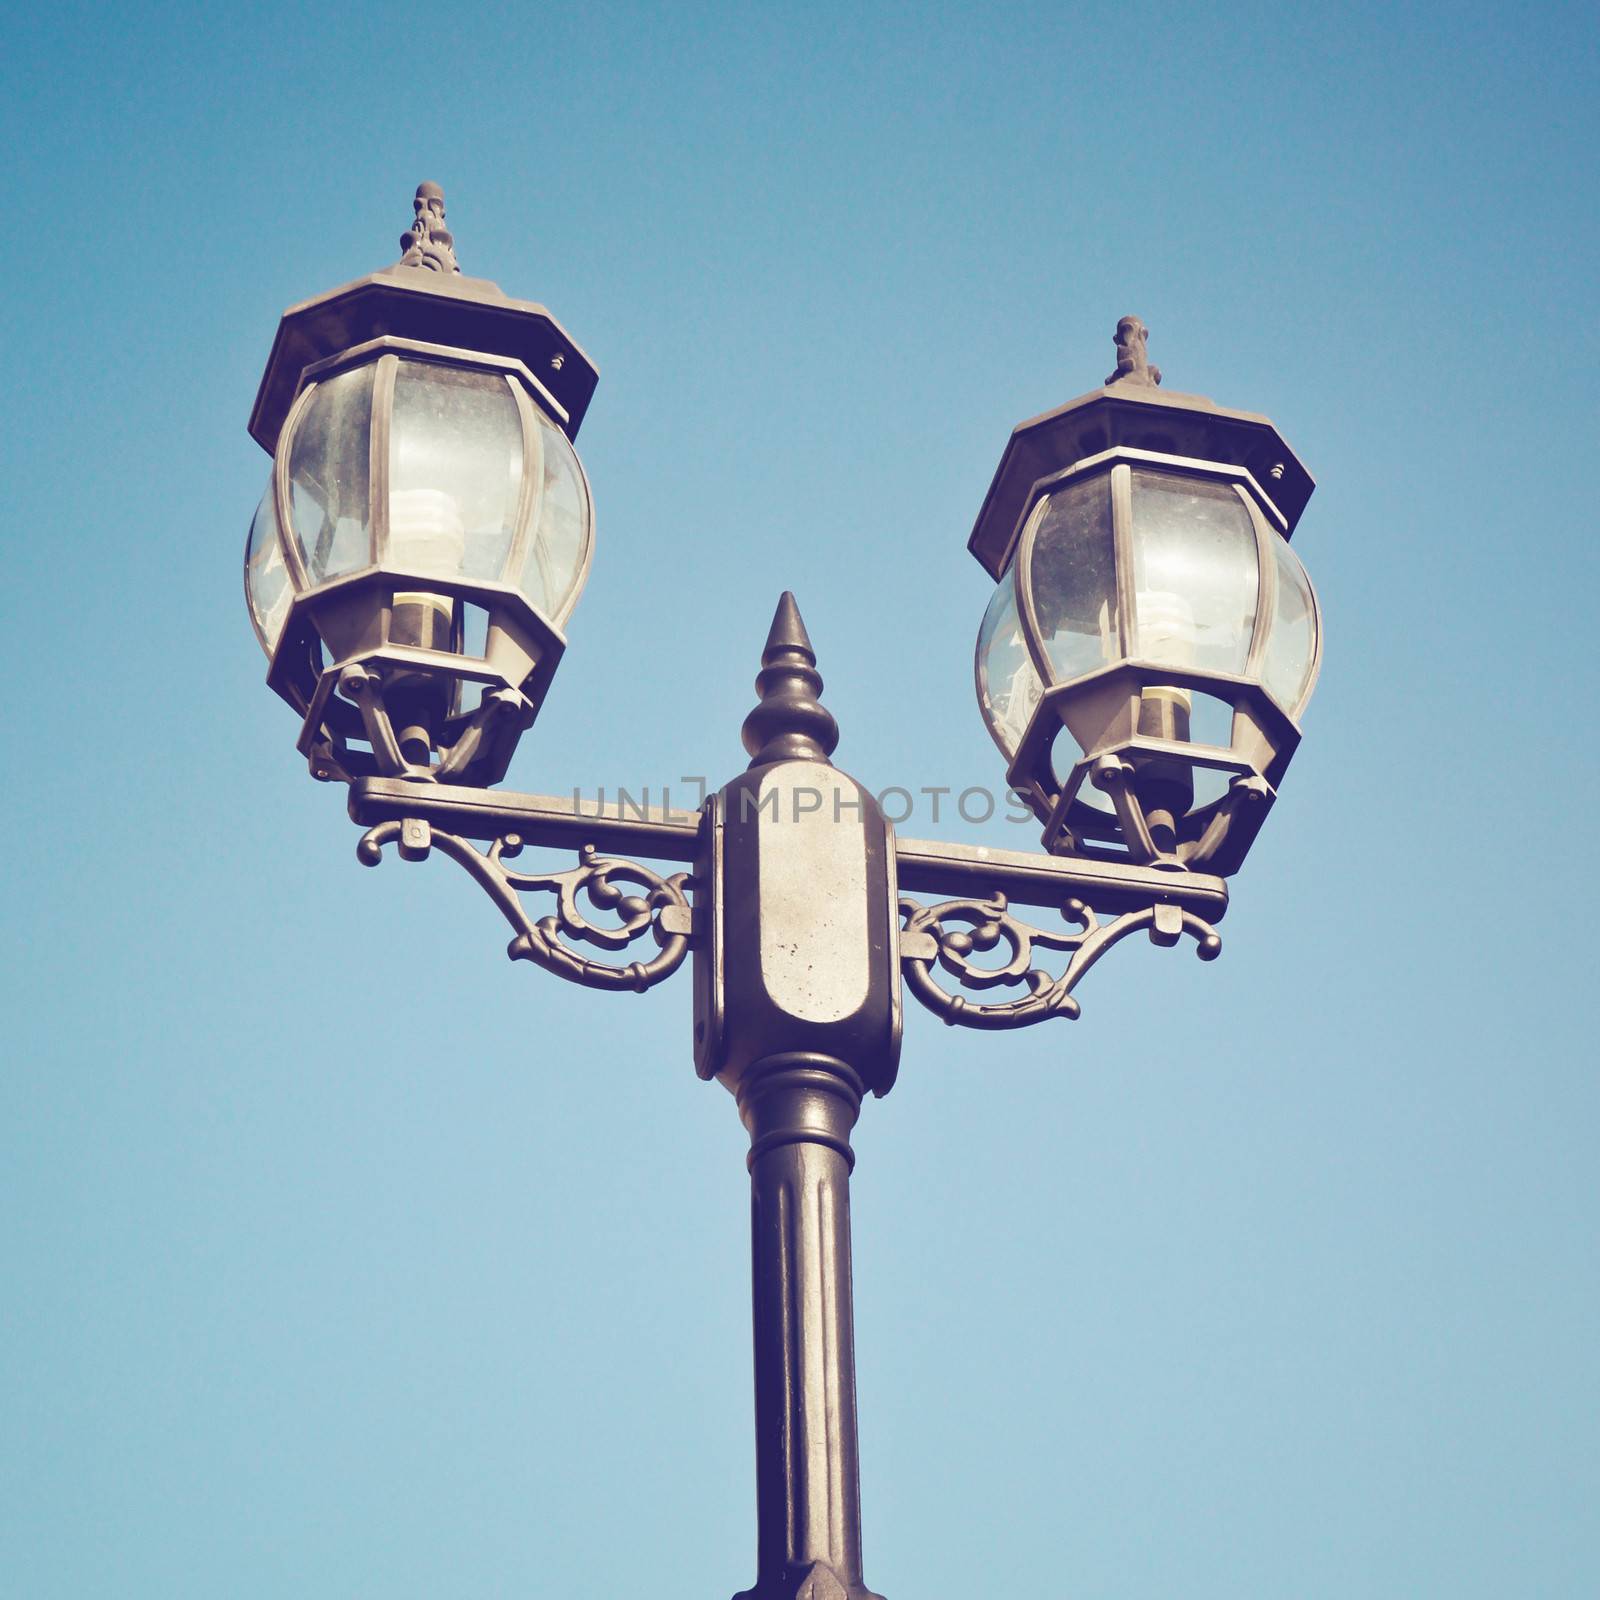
[243,188,1322,1600]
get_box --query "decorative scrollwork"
[1106,313,1162,388]
[899,890,1220,1030]
[358,818,692,993]
[398,180,461,274]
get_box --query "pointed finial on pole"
[1106,315,1161,387]
[741,592,840,768]
[398,181,461,274]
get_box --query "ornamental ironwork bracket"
[891,830,1225,1029]
[347,778,1228,1021]
[898,890,1220,1029]
[351,777,704,993]
[356,816,692,993]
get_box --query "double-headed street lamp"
[244,185,1322,1600]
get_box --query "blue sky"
[4,2,1598,1595]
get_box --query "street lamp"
[243,189,1322,1600]
[971,314,1321,874]
[245,181,596,788]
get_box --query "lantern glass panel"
[245,479,292,653]
[519,408,590,622]
[1127,469,1258,677]
[1028,471,1119,685]
[976,567,1042,759]
[388,361,523,581]
[288,363,375,584]
[1051,729,1113,812]
[1261,532,1318,714]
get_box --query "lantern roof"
[249,184,597,456]
[968,364,1315,582]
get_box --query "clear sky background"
[4,2,1598,1595]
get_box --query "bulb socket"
[1133,685,1194,852]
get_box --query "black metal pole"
[695,596,899,1600]
[737,1052,873,1600]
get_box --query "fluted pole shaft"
[737,1054,874,1600]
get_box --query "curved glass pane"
[1127,470,1258,677]
[1050,726,1113,812]
[287,364,374,585]
[388,361,522,581]
[975,568,1042,760]
[1261,533,1319,713]
[244,478,292,655]
[1026,472,1118,686]
[518,409,591,621]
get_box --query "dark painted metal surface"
[966,372,1314,580]
[701,597,894,1600]
[249,183,597,452]
[899,889,1220,1028]
[894,833,1227,916]
[356,818,692,992]
[349,776,703,859]
[1106,313,1162,387]
[734,1051,882,1600]
[346,781,1229,914]
[398,181,460,274]
[694,594,900,1091]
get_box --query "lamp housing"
[245,199,597,788]
[971,375,1321,876]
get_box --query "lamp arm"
[345,780,1229,1014]
[349,775,703,859]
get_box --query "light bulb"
[389,487,466,571]
[387,487,465,649]
[1136,590,1196,725]
[387,488,467,763]
[1134,589,1197,852]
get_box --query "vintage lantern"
[971,318,1322,874]
[244,183,597,787]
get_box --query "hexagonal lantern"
[243,183,598,787]
[971,319,1322,876]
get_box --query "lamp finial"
[741,592,840,768]
[398,181,461,274]
[1106,315,1161,387]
